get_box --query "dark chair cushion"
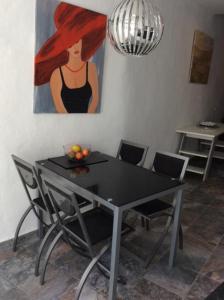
[65,208,130,245]
[33,194,55,214]
[33,194,90,215]
[134,199,172,216]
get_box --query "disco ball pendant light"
[108,0,164,56]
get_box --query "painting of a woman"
[34,2,107,113]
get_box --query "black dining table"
[36,151,185,300]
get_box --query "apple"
[72,144,82,153]
[67,151,75,159]
[82,148,89,157]
[75,152,83,160]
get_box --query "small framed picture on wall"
[189,30,214,85]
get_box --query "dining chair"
[133,151,189,267]
[116,139,149,167]
[11,155,56,252]
[34,185,89,279]
[39,175,132,294]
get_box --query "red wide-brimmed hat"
[35,2,107,85]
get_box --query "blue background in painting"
[34,0,106,113]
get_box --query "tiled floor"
[0,161,224,299]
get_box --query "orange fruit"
[82,148,89,157]
[75,152,83,160]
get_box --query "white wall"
[121,2,224,163]
[0,0,224,243]
[211,15,224,122]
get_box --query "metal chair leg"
[144,218,183,268]
[35,223,57,276]
[38,209,45,240]
[145,226,171,268]
[179,225,183,250]
[145,217,173,268]
[141,217,145,227]
[12,206,32,252]
[40,230,63,285]
[75,243,111,300]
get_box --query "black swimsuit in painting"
[59,63,92,113]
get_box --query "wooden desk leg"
[203,138,216,181]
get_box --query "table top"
[37,153,183,209]
[176,123,224,139]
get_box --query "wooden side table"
[176,123,224,181]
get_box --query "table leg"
[108,208,123,300]
[169,189,183,268]
[203,138,216,181]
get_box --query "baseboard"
[0,229,38,248]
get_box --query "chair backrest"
[116,139,148,167]
[11,155,53,219]
[152,151,189,181]
[41,175,93,255]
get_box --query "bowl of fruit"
[64,144,91,162]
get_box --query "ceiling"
[196,0,224,14]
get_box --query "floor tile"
[133,278,182,299]
[205,282,224,300]
[0,275,15,298]
[0,231,40,267]
[0,288,29,300]
[122,221,171,264]
[200,177,224,201]
[184,189,213,206]
[92,278,182,300]
[0,249,35,286]
[78,286,99,300]
[52,248,90,280]
[55,284,76,300]
[174,233,214,273]
[186,275,220,300]
[0,274,29,300]
[18,266,77,300]
[200,243,224,283]
[143,252,198,297]
[181,202,207,230]
[186,206,224,247]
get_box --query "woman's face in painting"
[67,39,82,58]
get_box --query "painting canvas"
[34,0,107,113]
[189,30,214,84]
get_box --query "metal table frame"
[36,161,184,300]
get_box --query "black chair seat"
[134,199,172,216]
[33,194,90,215]
[33,195,55,214]
[76,195,91,208]
[65,208,130,245]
